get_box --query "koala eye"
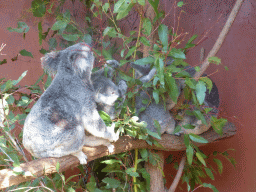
[70,53,76,61]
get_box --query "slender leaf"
[7,22,29,33]
[158,24,168,51]
[38,22,43,45]
[125,168,139,177]
[51,20,68,31]
[20,49,33,58]
[140,36,151,46]
[143,18,152,36]
[170,48,186,59]
[153,89,159,104]
[202,183,219,192]
[82,34,92,44]
[189,133,208,143]
[186,145,194,165]
[31,0,46,17]
[196,80,206,105]
[211,116,227,135]
[134,57,155,65]
[196,152,206,166]
[208,56,221,65]
[0,59,7,65]
[213,158,223,174]
[62,34,79,41]
[177,1,184,7]
[148,0,159,15]
[13,71,27,85]
[165,74,179,103]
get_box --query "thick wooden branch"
[0,122,236,189]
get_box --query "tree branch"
[168,155,186,192]
[194,0,244,80]
[0,122,236,190]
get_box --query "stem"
[168,155,186,192]
[172,0,244,112]
[194,0,244,81]
[133,149,138,192]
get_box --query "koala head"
[41,43,95,79]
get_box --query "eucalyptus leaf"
[126,168,139,177]
[31,0,46,17]
[143,18,152,36]
[202,183,219,192]
[186,145,194,165]
[164,74,179,103]
[196,80,206,105]
[213,158,223,174]
[158,24,168,50]
[196,152,206,166]
[51,20,68,31]
[169,48,186,59]
[20,49,33,58]
[134,57,155,65]
[7,22,29,33]
[102,177,121,189]
[211,117,227,135]
[140,36,151,46]
[62,34,79,41]
[13,71,27,85]
[153,89,159,104]
[189,133,208,143]
[208,56,221,65]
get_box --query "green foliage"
[2,0,235,191]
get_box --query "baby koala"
[23,43,119,164]
[92,60,128,120]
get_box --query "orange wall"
[1,0,256,191]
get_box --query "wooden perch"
[0,122,236,190]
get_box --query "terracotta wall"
[0,0,255,191]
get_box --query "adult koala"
[175,66,220,135]
[91,60,128,120]
[131,66,177,135]
[23,43,119,164]
[131,60,219,135]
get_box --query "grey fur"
[134,68,176,134]
[92,60,128,120]
[131,60,219,135]
[23,43,119,164]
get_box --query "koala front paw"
[107,144,115,153]
[118,80,128,95]
[107,123,120,142]
[72,151,88,164]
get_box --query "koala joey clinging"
[23,43,120,164]
[131,60,219,135]
[92,60,128,120]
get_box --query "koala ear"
[41,51,60,75]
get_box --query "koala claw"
[107,144,115,153]
[72,151,88,164]
[174,132,182,136]
[107,123,120,142]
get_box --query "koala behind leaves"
[23,43,121,164]
[131,60,219,135]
